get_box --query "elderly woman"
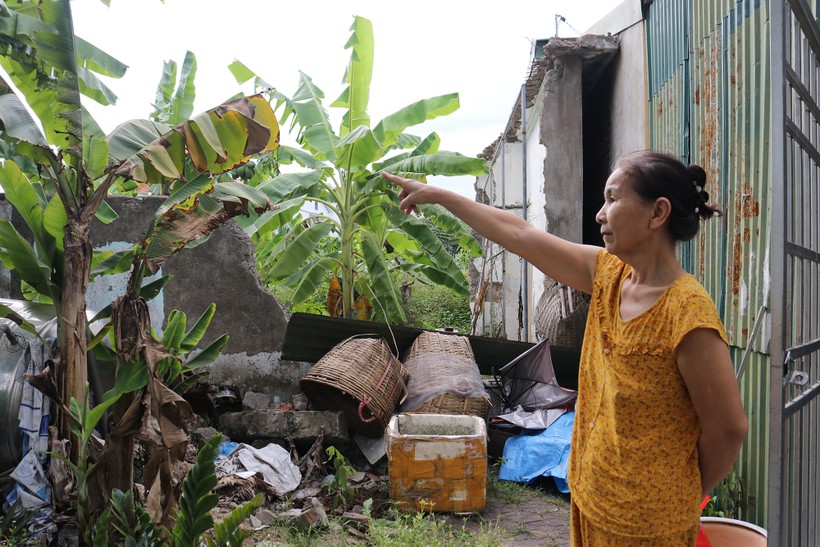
[383,151,748,546]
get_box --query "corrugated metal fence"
[647,0,773,528]
[648,0,820,540]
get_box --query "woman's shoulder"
[594,249,627,279]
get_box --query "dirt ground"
[440,479,571,546]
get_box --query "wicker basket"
[300,336,407,437]
[402,332,491,418]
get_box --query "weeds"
[0,499,37,546]
[369,508,504,547]
[323,447,356,508]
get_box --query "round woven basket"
[403,332,490,418]
[300,336,407,437]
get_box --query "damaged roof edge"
[480,34,620,162]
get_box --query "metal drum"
[0,298,115,473]
[0,339,26,472]
[0,299,60,474]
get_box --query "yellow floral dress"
[568,250,728,539]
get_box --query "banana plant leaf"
[266,221,333,280]
[0,80,48,145]
[107,119,172,162]
[161,310,187,351]
[331,16,374,136]
[361,232,405,322]
[151,51,197,127]
[0,160,50,249]
[382,152,487,180]
[257,170,325,201]
[0,303,38,336]
[371,94,459,152]
[286,255,339,305]
[179,303,216,353]
[290,73,338,162]
[234,195,305,238]
[385,206,465,279]
[114,95,279,185]
[0,219,55,299]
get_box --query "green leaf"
[334,124,382,169]
[90,249,132,278]
[276,144,330,170]
[94,199,119,225]
[228,59,255,85]
[0,81,48,145]
[257,170,324,201]
[102,362,147,403]
[161,309,186,351]
[211,180,270,208]
[373,94,459,149]
[290,72,338,161]
[179,303,216,353]
[182,334,229,371]
[361,231,405,322]
[0,219,54,298]
[0,303,38,336]
[170,435,220,547]
[288,255,338,305]
[76,65,117,106]
[83,135,109,179]
[170,51,197,126]
[208,493,264,547]
[0,0,84,150]
[399,262,469,296]
[150,57,177,123]
[74,36,128,78]
[235,196,304,238]
[267,221,333,280]
[89,274,173,323]
[386,207,465,276]
[331,16,374,136]
[382,152,487,178]
[106,119,173,162]
[0,160,48,246]
[227,59,272,90]
[43,195,67,252]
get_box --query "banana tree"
[0,0,129,459]
[230,16,485,322]
[97,95,280,517]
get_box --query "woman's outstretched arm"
[383,172,600,294]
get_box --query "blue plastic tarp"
[498,411,574,493]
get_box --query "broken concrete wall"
[473,35,618,342]
[85,196,306,400]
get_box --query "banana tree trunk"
[58,216,91,464]
[340,218,355,319]
[106,294,152,495]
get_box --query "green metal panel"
[647,0,772,527]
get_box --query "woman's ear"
[649,197,672,230]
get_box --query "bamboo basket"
[402,331,491,418]
[300,336,407,437]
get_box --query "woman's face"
[595,168,656,256]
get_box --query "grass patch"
[369,509,504,547]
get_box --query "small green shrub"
[369,507,504,546]
[702,469,745,519]
[323,447,356,509]
[403,283,472,333]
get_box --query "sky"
[71,0,625,196]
